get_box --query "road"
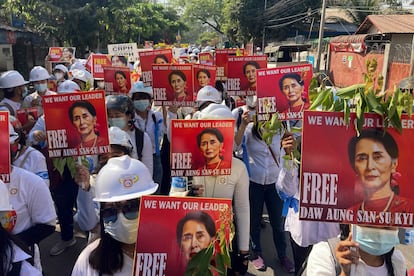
[38,221,413,276]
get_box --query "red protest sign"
[85,54,111,79]
[300,111,414,227]
[215,49,243,80]
[256,64,312,121]
[139,49,173,86]
[0,112,11,183]
[226,55,267,97]
[103,66,131,95]
[152,64,194,106]
[16,107,38,133]
[134,196,233,275]
[199,52,214,65]
[48,47,76,62]
[170,119,234,176]
[193,64,217,96]
[42,91,109,157]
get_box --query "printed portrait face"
[112,56,127,67]
[170,74,186,94]
[197,71,210,87]
[199,133,223,162]
[244,64,257,86]
[154,57,168,65]
[62,48,73,59]
[180,220,213,261]
[354,138,397,193]
[282,77,304,103]
[115,73,127,88]
[71,107,96,137]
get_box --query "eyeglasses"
[101,199,140,223]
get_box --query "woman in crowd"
[72,155,158,275]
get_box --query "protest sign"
[0,112,10,183]
[103,66,131,95]
[16,107,38,132]
[139,49,173,86]
[108,43,139,62]
[170,119,234,176]
[152,64,194,106]
[42,91,109,157]
[215,49,243,81]
[300,111,414,227]
[48,47,76,62]
[226,55,267,97]
[85,54,111,79]
[134,196,233,276]
[256,64,312,121]
[198,52,214,65]
[193,64,217,95]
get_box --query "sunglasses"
[101,199,140,223]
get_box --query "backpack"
[298,237,341,276]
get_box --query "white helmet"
[70,61,86,72]
[199,103,233,119]
[94,155,158,202]
[108,126,133,151]
[9,122,19,144]
[196,85,222,105]
[0,180,12,211]
[53,64,68,74]
[57,80,80,93]
[246,95,257,108]
[129,81,153,98]
[0,70,28,89]
[29,66,50,82]
[71,68,93,84]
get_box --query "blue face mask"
[34,83,48,93]
[22,87,29,98]
[134,100,149,112]
[108,117,127,130]
[354,225,399,256]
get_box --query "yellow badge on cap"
[119,175,139,188]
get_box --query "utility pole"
[262,0,267,52]
[316,0,327,72]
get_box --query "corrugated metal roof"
[330,34,369,43]
[356,14,414,34]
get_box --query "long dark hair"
[0,225,13,275]
[88,209,124,274]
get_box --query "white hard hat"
[246,95,257,108]
[129,81,153,98]
[53,64,68,74]
[196,85,222,105]
[0,70,29,89]
[70,61,86,71]
[29,66,51,82]
[57,80,80,93]
[9,122,19,144]
[199,103,233,119]
[71,68,93,84]
[94,155,158,202]
[108,126,133,151]
[0,180,12,211]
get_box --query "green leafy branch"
[309,58,413,135]
[52,156,90,178]
[185,206,234,276]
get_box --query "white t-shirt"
[8,166,56,235]
[72,239,133,276]
[307,241,407,276]
[13,145,49,187]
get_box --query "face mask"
[34,83,48,93]
[97,81,105,89]
[54,72,64,80]
[134,100,150,112]
[103,213,138,244]
[21,87,28,98]
[108,117,127,130]
[354,225,399,256]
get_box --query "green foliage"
[1,0,186,52]
[310,58,413,135]
[52,156,90,179]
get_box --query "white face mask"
[104,213,138,244]
[54,72,64,80]
[34,83,48,93]
[108,117,127,130]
